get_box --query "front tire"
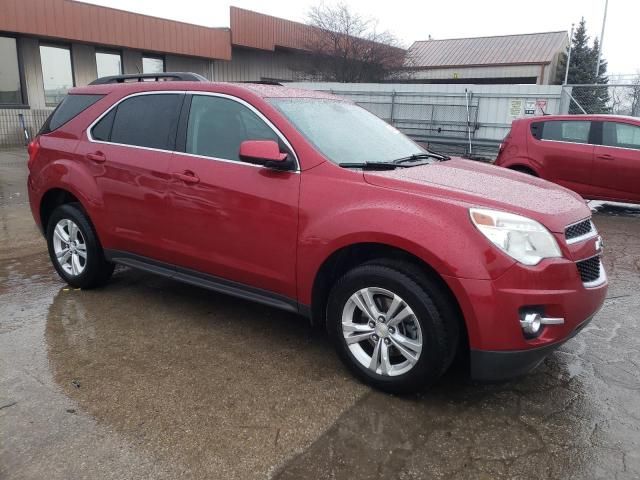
[46,203,114,289]
[327,262,457,394]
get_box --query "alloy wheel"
[52,219,87,276]
[341,287,423,376]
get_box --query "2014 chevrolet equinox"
[27,74,607,393]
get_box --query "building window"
[96,50,122,78]
[0,36,24,105]
[142,55,165,74]
[40,44,74,106]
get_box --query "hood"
[364,158,590,233]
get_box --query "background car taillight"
[27,137,41,170]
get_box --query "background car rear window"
[541,120,591,144]
[99,94,183,150]
[603,122,640,150]
[186,95,278,161]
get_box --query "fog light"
[521,313,542,336]
[520,312,565,338]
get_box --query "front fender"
[296,167,516,305]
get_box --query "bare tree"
[303,3,406,82]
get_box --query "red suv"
[496,114,640,204]
[27,74,607,393]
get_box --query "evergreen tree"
[555,18,611,113]
[589,38,611,112]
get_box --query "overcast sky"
[83,0,639,76]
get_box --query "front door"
[167,94,300,299]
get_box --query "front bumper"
[470,313,595,382]
[443,255,607,381]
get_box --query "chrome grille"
[565,219,594,241]
[577,256,601,283]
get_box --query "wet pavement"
[1,146,639,479]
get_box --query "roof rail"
[89,72,208,85]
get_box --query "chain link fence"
[0,109,53,147]
[561,84,640,116]
[322,89,486,159]
[291,83,564,160]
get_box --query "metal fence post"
[465,89,473,156]
[390,90,396,126]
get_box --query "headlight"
[469,208,562,266]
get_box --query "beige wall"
[9,35,320,116]
[406,64,548,84]
[213,47,311,82]
[71,43,97,86]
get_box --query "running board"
[104,250,301,315]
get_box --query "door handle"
[86,151,106,163]
[597,153,614,160]
[172,171,200,184]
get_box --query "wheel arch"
[39,188,83,233]
[309,242,468,350]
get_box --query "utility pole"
[595,0,609,77]
[563,23,574,85]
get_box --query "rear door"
[530,119,595,195]
[592,121,640,203]
[166,93,300,299]
[77,92,184,260]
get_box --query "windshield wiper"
[392,152,451,164]
[339,162,408,170]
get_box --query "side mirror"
[239,140,293,171]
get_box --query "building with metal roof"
[404,31,569,85]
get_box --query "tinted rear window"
[108,94,182,150]
[40,94,104,134]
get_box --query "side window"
[603,122,640,150]
[40,94,104,134]
[100,94,182,150]
[91,109,115,141]
[186,95,279,162]
[540,120,591,144]
[530,122,542,139]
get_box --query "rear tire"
[327,261,458,394]
[46,203,114,289]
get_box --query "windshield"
[268,98,428,165]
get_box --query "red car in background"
[496,114,640,204]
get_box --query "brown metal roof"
[230,6,318,51]
[406,31,568,68]
[0,0,231,60]
[229,6,405,57]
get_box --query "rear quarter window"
[39,94,104,134]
